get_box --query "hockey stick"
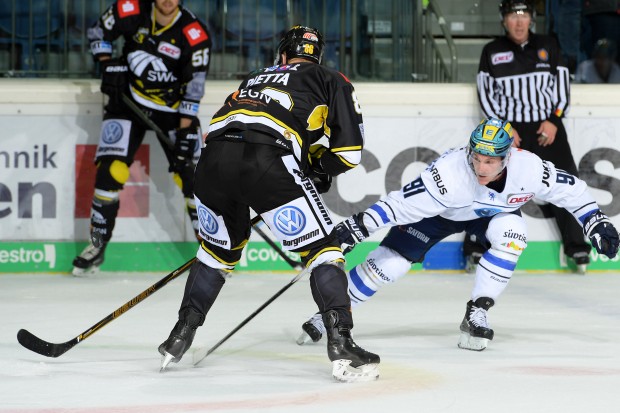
[192,266,310,366]
[252,221,303,270]
[121,94,175,153]
[17,257,197,358]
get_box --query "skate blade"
[576,264,587,275]
[72,265,100,277]
[332,360,379,383]
[160,352,177,372]
[457,332,488,351]
[296,331,313,346]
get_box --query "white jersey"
[363,146,598,233]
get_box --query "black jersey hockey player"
[158,26,380,382]
[73,0,211,275]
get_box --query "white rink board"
[0,81,619,242]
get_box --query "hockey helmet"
[499,0,535,19]
[469,117,513,160]
[275,25,325,65]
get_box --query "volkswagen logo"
[274,206,306,236]
[102,121,123,144]
[198,205,218,235]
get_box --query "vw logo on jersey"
[274,206,306,236]
[198,205,218,235]
[102,121,124,144]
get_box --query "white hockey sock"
[471,248,517,301]
[347,246,411,306]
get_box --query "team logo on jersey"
[127,50,177,82]
[183,22,209,46]
[507,192,535,204]
[158,42,181,59]
[274,206,306,236]
[102,121,124,144]
[474,207,502,217]
[198,205,219,235]
[117,0,140,18]
[491,51,514,65]
[537,48,549,61]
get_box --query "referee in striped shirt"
[464,0,592,272]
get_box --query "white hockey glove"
[335,213,369,254]
[583,210,620,259]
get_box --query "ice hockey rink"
[2,269,620,413]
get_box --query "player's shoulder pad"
[507,148,546,185]
[180,13,210,47]
[421,147,474,206]
[116,0,141,19]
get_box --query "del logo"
[507,192,535,204]
[198,205,218,235]
[491,51,514,65]
[183,22,208,46]
[274,206,306,236]
[303,32,318,42]
[158,42,181,59]
[118,0,139,18]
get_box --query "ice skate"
[323,310,380,382]
[464,252,483,274]
[72,242,106,276]
[571,252,590,275]
[158,308,204,371]
[458,297,495,351]
[296,312,325,345]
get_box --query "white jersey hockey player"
[298,117,620,351]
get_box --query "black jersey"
[208,62,365,177]
[477,33,570,125]
[88,0,211,117]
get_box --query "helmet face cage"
[467,118,514,171]
[499,0,535,20]
[275,25,325,65]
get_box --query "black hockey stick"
[192,266,310,366]
[17,257,196,358]
[252,222,303,270]
[121,94,175,153]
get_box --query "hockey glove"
[583,210,620,259]
[308,145,332,193]
[335,212,369,254]
[100,58,128,105]
[172,125,200,172]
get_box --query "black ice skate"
[458,297,495,351]
[323,310,380,382]
[465,252,483,274]
[72,242,106,276]
[159,308,204,371]
[296,312,326,345]
[571,252,590,275]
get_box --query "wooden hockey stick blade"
[17,257,197,358]
[192,267,310,366]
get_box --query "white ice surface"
[2,270,620,413]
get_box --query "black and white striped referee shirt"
[477,33,570,127]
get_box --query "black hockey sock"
[90,196,119,243]
[179,260,227,316]
[310,264,353,327]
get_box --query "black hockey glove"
[307,144,332,193]
[172,125,200,172]
[335,212,369,254]
[583,210,620,259]
[100,58,128,105]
